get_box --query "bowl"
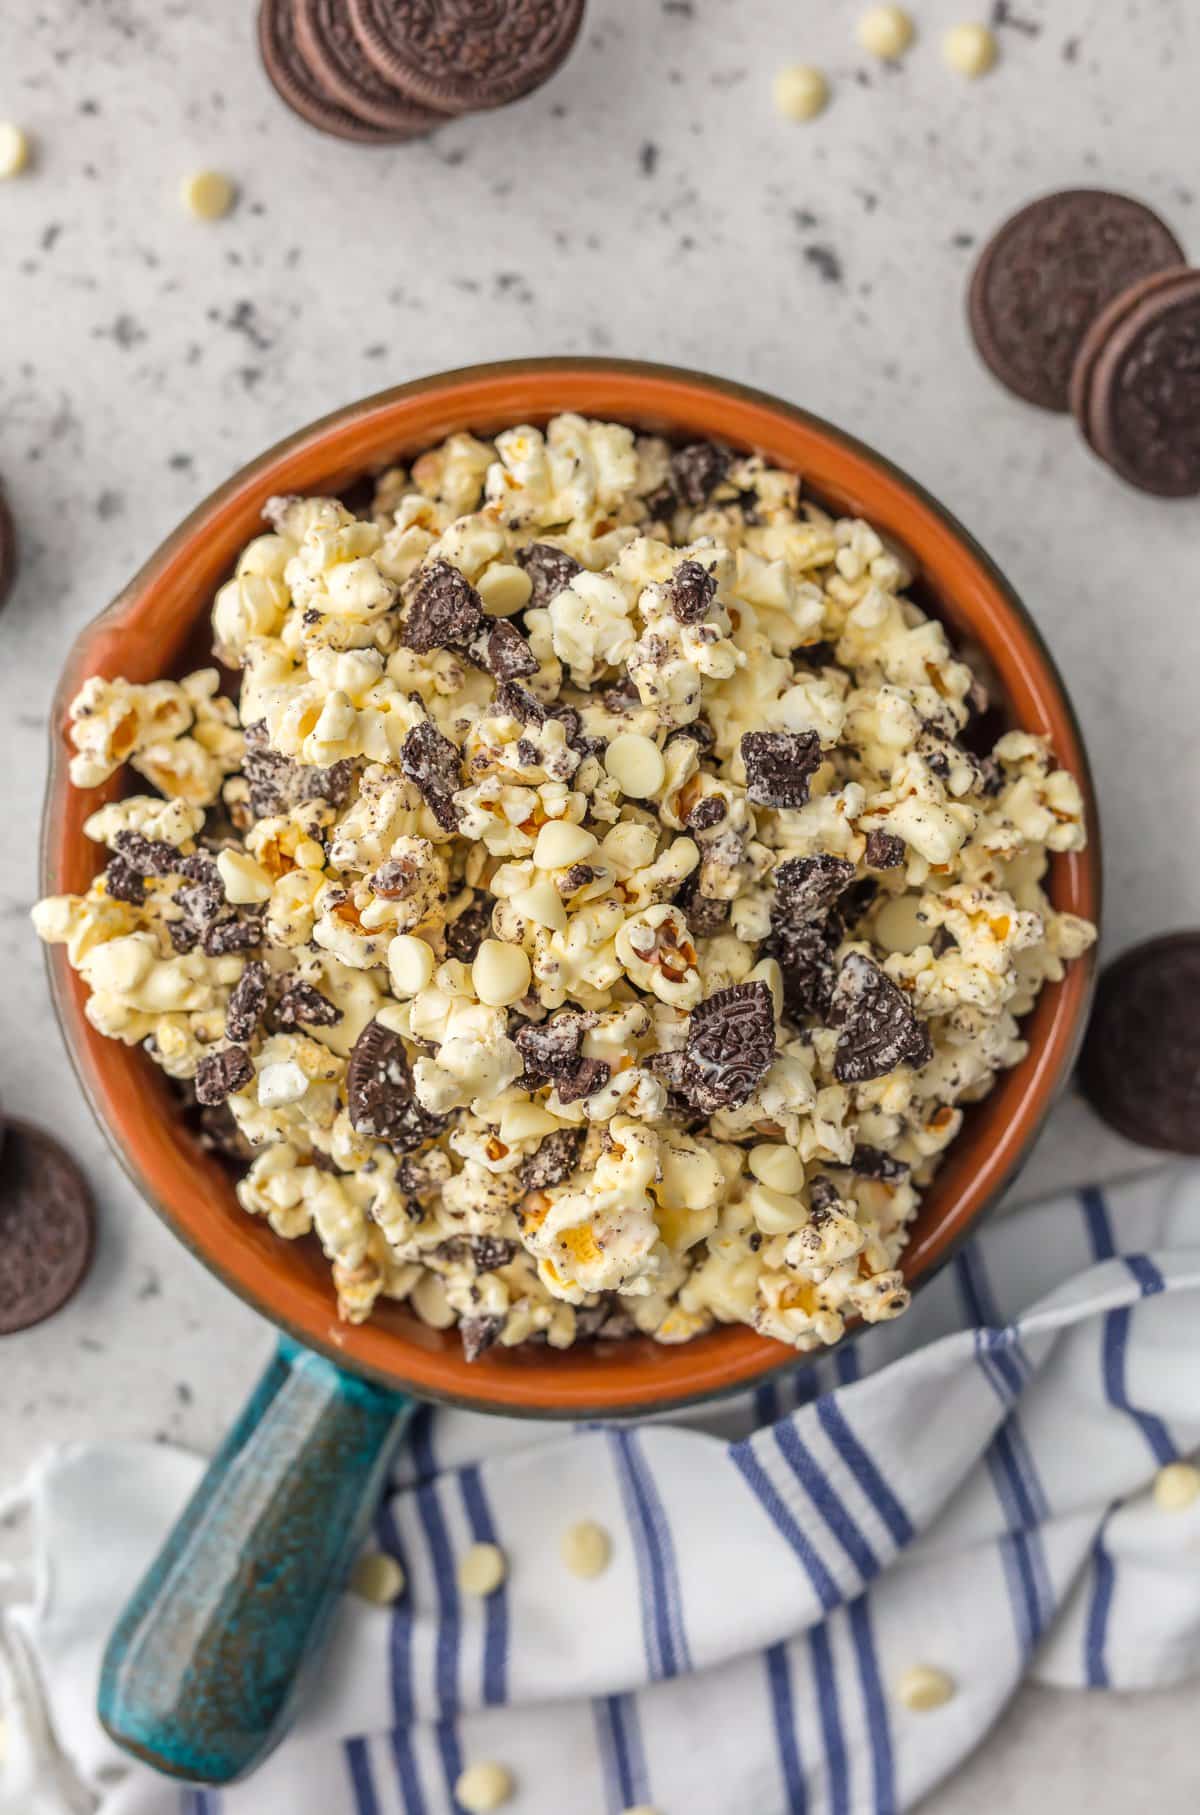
[40,357,1101,1416]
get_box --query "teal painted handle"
[99,1338,412,1784]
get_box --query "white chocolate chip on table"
[562,1519,612,1578]
[857,6,914,60]
[772,64,829,122]
[32,413,1095,1362]
[455,1760,515,1813]
[942,22,998,77]
[180,169,237,219]
[457,1541,507,1597]
[897,1664,956,1710]
[1153,1461,1200,1511]
[0,121,31,178]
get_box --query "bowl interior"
[42,361,1099,1414]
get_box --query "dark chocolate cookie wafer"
[1086,270,1200,496]
[1069,264,1190,454]
[258,0,417,144]
[1078,933,1200,1154]
[295,0,448,134]
[969,190,1185,411]
[348,0,585,114]
[0,1120,96,1335]
[0,485,15,613]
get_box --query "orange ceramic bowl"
[40,359,1100,1416]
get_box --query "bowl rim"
[39,355,1101,1416]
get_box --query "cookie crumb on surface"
[457,1540,508,1597]
[350,1551,406,1605]
[772,64,829,122]
[0,122,31,178]
[942,23,998,76]
[454,1761,515,1813]
[856,6,915,60]
[1153,1462,1200,1512]
[562,1519,613,1579]
[897,1664,956,1710]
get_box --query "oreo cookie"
[0,1121,96,1335]
[1079,933,1200,1153]
[348,0,585,114]
[0,485,15,614]
[1082,269,1200,497]
[258,0,419,144]
[295,0,445,134]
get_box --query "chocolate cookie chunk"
[348,0,585,113]
[519,1125,584,1190]
[655,980,775,1113]
[398,719,462,831]
[460,1313,505,1362]
[664,559,717,624]
[258,0,417,143]
[0,1121,96,1335]
[513,542,581,609]
[465,617,539,680]
[0,485,16,614]
[969,190,1185,410]
[347,1019,443,1151]
[766,916,836,1022]
[774,853,856,922]
[402,558,483,652]
[295,0,445,133]
[195,1045,254,1106]
[670,441,731,507]
[274,979,342,1028]
[1079,933,1200,1153]
[828,952,932,1085]
[1085,271,1200,497]
[740,730,823,808]
[225,959,269,1044]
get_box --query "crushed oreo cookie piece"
[346,1019,443,1152]
[203,913,265,957]
[194,1044,254,1107]
[225,959,268,1044]
[675,868,730,938]
[275,980,342,1029]
[468,1236,516,1274]
[774,853,856,922]
[555,1057,611,1104]
[369,856,420,899]
[664,558,717,624]
[401,558,483,653]
[513,541,582,609]
[684,794,727,832]
[769,918,837,1021]
[864,830,906,869]
[827,879,879,946]
[494,680,548,726]
[808,1175,840,1214]
[398,719,461,832]
[657,980,775,1113]
[460,1313,505,1362]
[793,641,836,670]
[242,723,352,818]
[518,1126,585,1191]
[468,617,539,681]
[670,441,731,507]
[514,1012,592,1081]
[443,899,491,962]
[103,854,145,904]
[828,952,933,1085]
[559,861,598,893]
[850,1144,910,1182]
[113,830,184,877]
[740,730,823,808]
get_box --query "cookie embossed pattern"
[34,410,1096,1367]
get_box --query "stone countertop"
[0,0,1196,1808]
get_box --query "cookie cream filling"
[34,414,1096,1359]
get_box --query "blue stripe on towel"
[809,1622,848,1815]
[774,1420,880,1584]
[1084,1508,1118,1688]
[1084,1188,1176,1464]
[847,1594,896,1815]
[766,1643,806,1813]
[345,1738,380,1815]
[610,1429,689,1677]
[732,1441,840,1612]
[410,1410,464,1801]
[815,1398,914,1549]
[375,1481,425,1813]
[459,1462,509,1706]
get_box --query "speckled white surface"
[1,1,1197,1807]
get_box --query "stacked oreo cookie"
[258,0,585,146]
[969,189,1200,497]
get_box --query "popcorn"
[34,414,1095,1362]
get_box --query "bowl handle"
[98,1336,412,1784]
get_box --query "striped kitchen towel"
[3,1166,1200,1815]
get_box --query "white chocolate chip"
[472,939,532,1007]
[258,1060,309,1108]
[457,1541,507,1598]
[512,880,568,931]
[1153,1462,1200,1512]
[180,169,236,220]
[0,122,31,178]
[746,1183,807,1235]
[561,1519,612,1578]
[605,732,666,800]
[217,848,273,904]
[478,562,533,617]
[749,1144,805,1194]
[856,5,914,59]
[942,22,998,76]
[533,821,599,869]
[772,64,829,122]
[294,838,325,870]
[454,1761,514,1813]
[350,1551,406,1605]
[388,933,436,997]
[897,1664,955,1710]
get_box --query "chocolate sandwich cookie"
[295,0,448,135]
[258,0,417,144]
[348,0,585,114]
[1079,932,1200,1154]
[969,190,1185,411]
[0,1120,96,1335]
[1084,269,1200,497]
[0,485,15,613]
[1068,264,1190,455]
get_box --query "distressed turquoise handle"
[99,1338,412,1784]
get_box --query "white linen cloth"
[3,1167,1200,1815]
